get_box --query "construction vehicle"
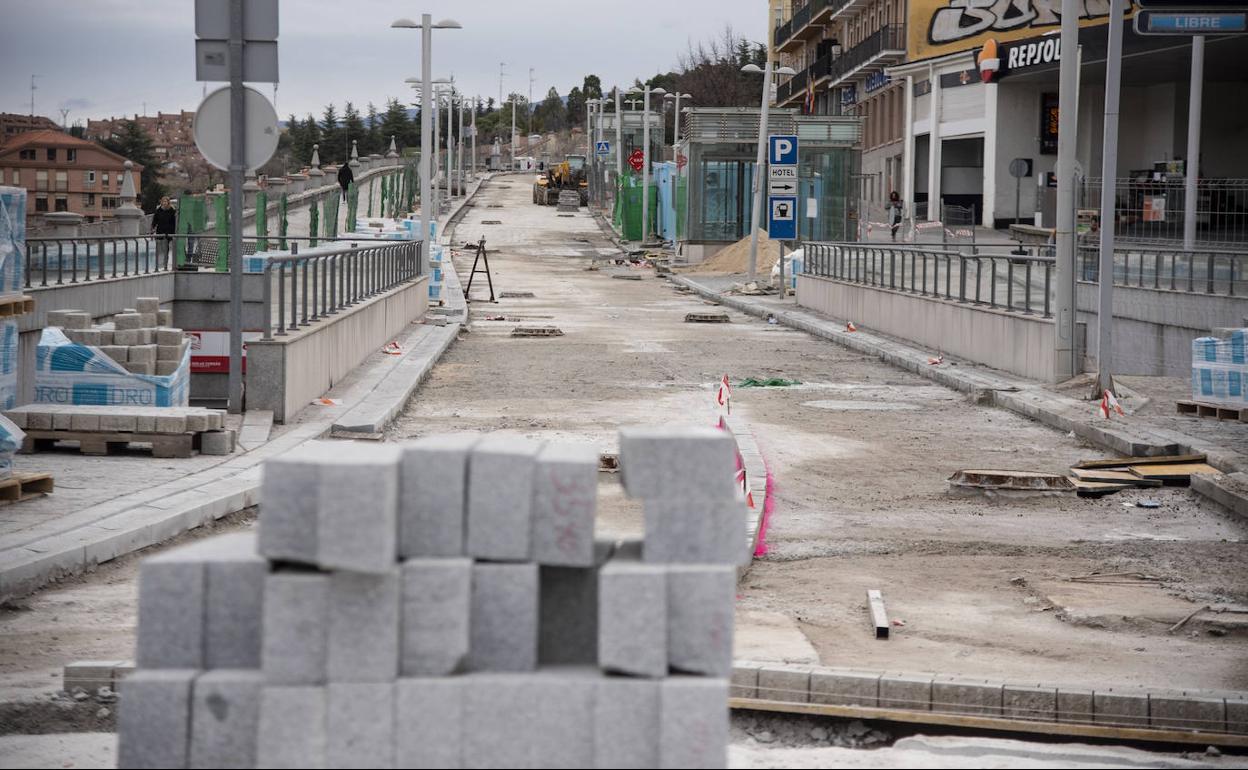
[533,155,589,207]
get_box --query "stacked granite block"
[120,427,740,769]
[46,297,186,376]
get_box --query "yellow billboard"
[908,0,1137,60]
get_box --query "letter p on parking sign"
[769,134,798,165]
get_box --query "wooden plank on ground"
[1069,467,1163,486]
[1073,453,1206,470]
[1071,478,1135,497]
[1128,462,1220,481]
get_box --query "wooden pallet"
[21,429,202,458]
[0,295,34,318]
[1177,400,1248,422]
[511,325,563,338]
[0,472,54,504]
[685,312,730,323]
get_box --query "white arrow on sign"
[768,180,797,195]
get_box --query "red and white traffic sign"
[628,149,645,172]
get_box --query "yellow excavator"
[533,155,588,206]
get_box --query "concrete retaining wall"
[797,274,1054,382]
[245,275,430,422]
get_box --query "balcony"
[775,0,826,52]
[822,24,906,88]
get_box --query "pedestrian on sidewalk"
[338,163,354,202]
[887,191,903,242]
[151,196,177,270]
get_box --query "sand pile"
[680,231,782,275]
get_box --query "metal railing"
[1077,177,1248,247]
[1077,244,1248,296]
[804,242,1055,317]
[262,239,423,339]
[825,24,906,86]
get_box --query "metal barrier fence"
[262,239,423,339]
[1078,177,1248,246]
[1077,243,1248,296]
[804,242,1055,317]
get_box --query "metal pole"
[1183,36,1204,251]
[471,97,477,179]
[614,87,622,183]
[433,91,440,217]
[1097,0,1125,395]
[457,92,464,196]
[421,14,432,260]
[642,87,651,244]
[445,88,453,204]
[672,93,682,162]
[748,62,775,284]
[227,0,245,414]
[1053,0,1079,381]
[510,96,516,170]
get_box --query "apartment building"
[0,130,141,225]
[0,113,61,145]
[86,111,200,183]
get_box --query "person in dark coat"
[337,163,354,200]
[151,196,177,269]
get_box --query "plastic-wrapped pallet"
[0,186,26,297]
[1191,333,1248,407]
[0,320,16,411]
[33,328,191,407]
[0,413,24,481]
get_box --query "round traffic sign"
[1009,158,1030,179]
[194,86,280,173]
[628,149,645,173]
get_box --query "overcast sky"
[1,0,764,125]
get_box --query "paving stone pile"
[47,296,188,376]
[118,426,745,768]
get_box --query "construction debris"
[1067,453,1218,495]
[511,325,564,338]
[685,311,730,323]
[948,469,1075,493]
[499,291,536,299]
[738,378,802,388]
[867,590,889,640]
[612,274,643,281]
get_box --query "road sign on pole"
[767,134,800,241]
[628,148,644,172]
[768,196,798,240]
[595,140,610,156]
[768,134,798,165]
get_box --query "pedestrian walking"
[337,163,354,202]
[151,196,177,269]
[887,190,903,242]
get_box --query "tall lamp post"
[404,75,452,215]
[628,85,666,245]
[391,14,461,257]
[663,91,692,162]
[741,62,796,284]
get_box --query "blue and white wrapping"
[0,186,27,297]
[33,328,190,407]
[0,413,24,481]
[1191,333,1248,405]
[0,320,17,411]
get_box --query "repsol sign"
[992,36,1064,80]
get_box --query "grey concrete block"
[317,443,400,573]
[159,309,173,327]
[400,557,471,676]
[136,413,156,433]
[1149,691,1226,732]
[327,683,395,769]
[1228,695,1248,735]
[730,665,759,700]
[140,312,159,328]
[262,571,329,685]
[933,677,1002,716]
[45,309,75,328]
[462,673,536,769]
[26,411,51,429]
[667,564,734,677]
[114,313,143,330]
[100,345,129,363]
[595,677,660,769]
[396,678,463,769]
[52,410,72,430]
[532,668,597,768]
[158,344,183,361]
[1002,684,1058,721]
[539,541,612,665]
[618,425,738,500]
[879,673,933,711]
[69,411,101,431]
[201,430,235,456]
[139,328,156,344]
[758,665,811,704]
[99,412,138,433]
[257,686,327,769]
[63,660,124,694]
[68,328,103,346]
[398,433,477,558]
[157,328,185,346]
[810,669,880,708]
[642,496,749,566]
[157,359,181,376]
[598,557,666,678]
[1094,689,1150,727]
[64,311,92,329]
[124,360,155,375]
[468,562,538,672]
[659,677,729,770]
[1057,688,1094,724]
[129,344,157,365]
[328,569,400,682]
[203,533,266,669]
[206,410,225,430]
[117,669,196,769]
[136,297,161,314]
[136,548,205,669]
[4,410,25,429]
[190,669,263,769]
[98,329,114,345]
[185,412,210,433]
[114,329,142,346]
[532,442,599,566]
[466,432,541,561]
[258,442,333,564]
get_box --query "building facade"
[770,0,907,209]
[0,130,141,225]
[86,111,204,187]
[0,113,61,145]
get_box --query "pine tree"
[365,102,381,155]
[343,102,366,161]
[320,104,341,164]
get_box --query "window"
[34,194,48,212]
[102,172,110,187]
[55,171,68,192]
[54,196,68,212]
[66,149,77,162]
[8,170,16,185]
[102,197,118,210]
[46,148,57,161]
[36,170,47,191]
[85,170,96,188]
[82,193,95,208]
[18,149,35,161]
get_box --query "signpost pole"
[1053,0,1080,382]
[747,61,774,285]
[1183,35,1204,251]
[1097,0,1126,395]
[227,0,245,414]
[642,87,651,244]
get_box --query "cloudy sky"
[1,0,765,125]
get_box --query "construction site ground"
[1,174,1246,766]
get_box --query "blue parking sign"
[768,135,798,165]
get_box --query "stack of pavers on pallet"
[119,425,744,769]
[47,297,183,376]
[4,405,235,457]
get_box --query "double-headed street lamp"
[628,84,666,245]
[391,14,460,256]
[404,76,451,218]
[663,91,692,167]
[741,62,796,284]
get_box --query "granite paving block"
[466,432,541,561]
[26,411,51,429]
[129,344,158,365]
[1227,695,1248,735]
[462,673,536,769]
[730,665,759,700]
[667,565,734,677]
[136,547,205,669]
[45,309,74,327]
[618,425,738,500]
[659,677,729,770]
[140,312,159,328]
[328,569,400,682]
[136,413,156,433]
[328,683,395,769]
[98,329,115,345]
[468,562,538,672]
[1057,688,1094,724]
[258,441,334,564]
[63,660,124,694]
[203,533,266,669]
[317,443,400,573]
[1150,691,1225,732]
[190,669,263,769]
[396,678,463,769]
[879,673,933,711]
[158,309,173,326]
[136,297,161,314]
[257,686,327,769]
[1002,684,1058,722]
[262,571,329,685]
[117,669,196,770]
[185,412,210,433]
[398,433,477,558]
[99,345,129,363]
[532,442,599,566]
[758,666,811,704]
[124,360,156,375]
[64,311,92,329]
[642,496,748,565]
[401,557,471,676]
[52,410,71,430]
[598,556,666,678]
[1094,689,1150,728]
[810,669,880,708]
[201,430,235,455]
[113,329,142,346]
[595,677,660,769]
[70,411,101,431]
[157,360,181,376]
[539,541,612,665]
[114,313,143,331]
[933,677,1002,716]
[158,344,183,361]
[97,412,138,433]
[157,327,185,346]
[68,328,103,346]
[532,668,597,768]
[4,410,25,429]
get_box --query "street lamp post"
[628,85,666,245]
[663,91,692,164]
[510,95,518,171]
[741,62,796,284]
[392,15,461,257]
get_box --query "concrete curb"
[732,661,1248,736]
[718,414,769,564]
[672,275,1248,518]
[331,324,458,435]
